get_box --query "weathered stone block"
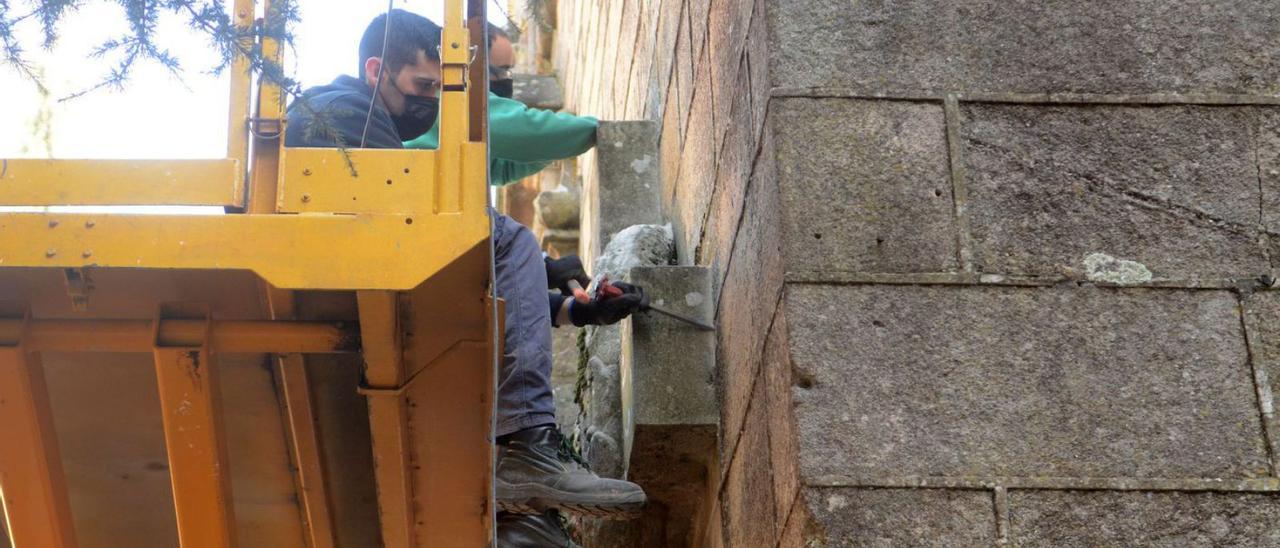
[534,187,579,230]
[621,266,717,470]
[612,0,641,115]
[688,0,711,75]
[584,122,664,269]
[716,136,784,461]
[672,55,717,265]
[1260,109,1280,233]
[963,104,1273,281]
[511,74,563,110]
[1009,490,1280,547]
[768,0,1280,94]
[593,224,674,280]
[674,7,694,139]
[788,284,1269,479]
[708,0,754,148]
[773,98,958,274]
[660,82,683,211]
[623,5,659,120]
[763,305,799,529]
[746,0,769,145]
[599,1,627,118]
[721,378,776,547]
[697,66,756,277]
[1242,289,1280,467]
[798,487,997,547]
[644,0,684,121]
[776,502,808,548]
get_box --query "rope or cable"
[360,0,396,148]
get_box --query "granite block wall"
[538,0,1280,544]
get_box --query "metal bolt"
[45,249,56,258]
[451,42,459,49]
[85,220,96,228]
[302,168,312,176]
[301,194,311,203]
[82,250,92,258]
[48,220,59,228]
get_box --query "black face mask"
[490,78,514,99]
[391,95,439,140]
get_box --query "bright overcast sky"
[0,1,508,159]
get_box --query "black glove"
[569,282,646,326]
[545,255,592,295]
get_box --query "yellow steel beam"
[261,287,338,548]
[274,353,337,548]
[276,148,437,214]
[0,326,78,548]
[0,211,485,291]
[356,291,415,548]
[0,159,243,207]
[406,336,496,545]
[0,318,357,354]
[0,148,488,291]
[248,0,285,214]
[152,305,236,548]
[226,0,254,199]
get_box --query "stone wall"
[535,0,1280,545]
[550,0,781,545]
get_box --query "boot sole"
[496,479,645,520]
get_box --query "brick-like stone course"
[963,104,1275,280]
[798,487,998,547]
[773,98,958,274]
[767,0,1280,95]
[671,54,717,265]
[716,131,784,462]
[763,304,799,531]
[788,284,1269,480]
[697,64,757,281]
[720,378,776,547]
[1242,290,1280,472]
[1009,490,1280,547]
[557,0,1280,546]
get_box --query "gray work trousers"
[492,213,558,436]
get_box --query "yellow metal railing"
[0,0,498,546]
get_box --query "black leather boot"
[496,425,646,519]
[496,511,580,548]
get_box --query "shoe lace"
[551,428,592,470]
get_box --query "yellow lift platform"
[0,1,501,546]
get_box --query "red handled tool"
[594,277,715,332]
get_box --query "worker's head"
[359,9,442,139]
[487,23,515,98]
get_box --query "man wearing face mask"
[285,10,646,547]
[401,24,599,186]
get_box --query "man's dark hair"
[359,9,442,80]
[487,23,508,47]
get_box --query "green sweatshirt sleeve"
[491,159,551,186]
[485,95,598,162]
[402,93,599,184]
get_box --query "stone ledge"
[784,270,1273,291]
[582,121,663,270]
[621,265,717,472]
[789,284,1270,480]
[771,88,1280,106]
[807,476,1280,493]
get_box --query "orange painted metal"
[0,319,357,354]
[0,311,78,548]
[356,290,416,548]
[263,287,338,548]
[151,305,237,548]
